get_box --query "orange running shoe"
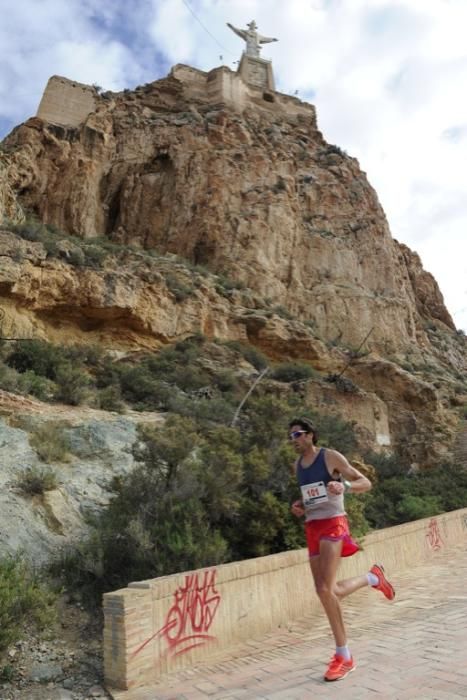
[370,563,395,600]
[324,654,356,682]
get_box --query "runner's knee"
[333,581,344,598]
[315,580,335,600]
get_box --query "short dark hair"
[289,417,318,445]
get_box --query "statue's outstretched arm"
[258,34,278,44]
[226,22,247,40]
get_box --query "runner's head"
[288,417,318,445]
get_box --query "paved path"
[111,544,467,700]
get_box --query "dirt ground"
[0,598,111,700]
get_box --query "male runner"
[289,417,395,681]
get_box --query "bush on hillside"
[29,423,71,463]
[16,466,58,496]
[6,340,66,380]
[363,454,467,528]
[53,416,231,602]
[271,362,317,383]
[0,556,56,653]
[314,413,358,455]
[97,385,125,412]
[53,364,90,406]
[224,341,269,371]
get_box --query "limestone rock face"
[3,72,455,356]
[0,392,163,562]
[0,150,25,224]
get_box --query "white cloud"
[1,0,466,330]
[0,0,149,122]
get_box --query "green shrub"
[344,493,371,539]
[396,494,442,521]
[225,341,269,370]
[364,457,467,528]
[0,556,56,653]
[66,344,104,368]
[9,220,47,243]
[167,395,235,425]
[165,273,194,301]
[272,305,293,320]
[230,491,291,557]
[271,362,317,383]
[243,395,301,448]
[98,385,125,412]
[314,413,358,454]
[0,361,24,393]
[111,337,210,400]
[83,245,107,268]
[0,665,14,682]
[214,370,237,393]
[16,466,58,495]
[43,238,60,258]
[215,274,245,297]
[53,364,90,405]
[94,356,123,390]
[18,370,55,400]
[171,365,210,391]
[0,361,56,401]
[118,366,173,409]
[7,219,110,269]
[29,423,70,463]
[6,340,65,380]
[67,248,86,266]
[53,416,229,603]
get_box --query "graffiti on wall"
[425,517,443,551]
[132,569,221,661]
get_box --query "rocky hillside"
[0,65,466,561]
[2,70,455,352]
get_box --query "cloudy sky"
[1,0,466,330]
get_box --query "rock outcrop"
[0,390,163,562]
[2,68,456,355]
[0,150,25,224]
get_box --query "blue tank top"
[296,448,346,521]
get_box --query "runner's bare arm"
[291,458,305,516]
[325,449,372,494]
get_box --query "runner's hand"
[291,500,305,517]
[327,480,345,495]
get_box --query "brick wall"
[103,507,467,691]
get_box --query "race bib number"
[301,481,328,510]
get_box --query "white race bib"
[301,481,328,511]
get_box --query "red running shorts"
[304,515,359,558]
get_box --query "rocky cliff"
[0,65,466,560]
[3,68,456,352]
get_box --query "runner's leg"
[334,574,369,599]
[310,539,346,646]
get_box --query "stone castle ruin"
[36,76,98,128]
[36,22,313,129]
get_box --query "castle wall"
[36,75,97,128]
[37,64,316,133]
[171,64,316,122]
[35,66,316,132]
